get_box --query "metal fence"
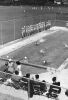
[0,18,24,45]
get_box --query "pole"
[28,79,30,100]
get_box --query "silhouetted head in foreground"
[52,77,56,83]
[16,61,21,65]
[26,73,30,78]
[15,70,19,75]
[35,74,39,80]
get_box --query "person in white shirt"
[8,58,15,74]
[16,61,23,77]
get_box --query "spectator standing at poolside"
[16,61,23,77]
[7,58,15,74]
[21,26,26,38]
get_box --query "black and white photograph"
[0,0,68,100]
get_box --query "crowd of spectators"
[21,21,51,38]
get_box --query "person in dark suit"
[46,77,61,98]
[52,77,60,86]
